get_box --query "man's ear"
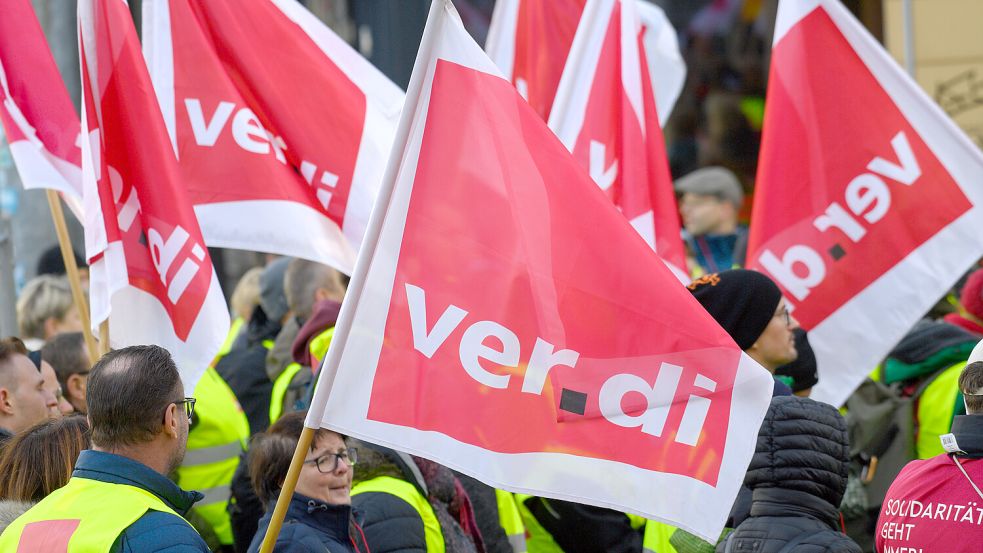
[162,402,180,439]
[66,373,85,400]
[0,387,12,415]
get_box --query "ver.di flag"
[305,0,772,540]
[0,0,83,216]
[79,0,229,389]
[143,0,403,274]
[485,0,685,125]
[549,0,688,279]
[747,0,983,405]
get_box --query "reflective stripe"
[181,440,242,467]
[270,362,304,423]
[508,532,527,553]
[196,484,232,507]
[353,476,444,552]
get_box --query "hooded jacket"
[351,441,485,553]
[247,493,367,553]
[718,396,861,553]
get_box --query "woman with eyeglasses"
[247,411,368,553]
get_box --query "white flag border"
[142,0,404,274]
[768,0,983,405]
[307,0,771,541]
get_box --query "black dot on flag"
[559,388,588,416]
[829,243,846,261]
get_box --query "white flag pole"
[258,2,449,552]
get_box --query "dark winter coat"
[718,396,861,553]
[215,305,280,436]
[247,493,366,553]
[522,499,642,553]
[350,442,484,553]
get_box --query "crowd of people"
[0,238,981,552]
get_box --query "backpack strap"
[723,531,734,553]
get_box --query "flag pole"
[45,189,99,364]
[258,2,448,551]
[99,320,109,355]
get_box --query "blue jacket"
[248,493,365,553]
[72,450,209,552]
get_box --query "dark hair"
[248,411,342,505]
[960,361,983,415]
[36,245,87,277]
[87,345,181,449]
[42,332,89,389]
[0,415,90,501]
[0,337,31,390]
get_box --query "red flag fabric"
[0,0,83,214]
[143,0,403,274]
[549,0,688,279]
[79,0,229,388]
[748,0,983,405]
[486,0,684,125]
[306,0,772,540]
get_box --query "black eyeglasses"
[775,306,791,326]
[304,448,358,473]
[173,397,196,423]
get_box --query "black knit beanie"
[775,328,818,392]
[687,269,782,350]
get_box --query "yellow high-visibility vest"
[496,489,527,552]
[353,475,444,552]
[514,495,565,553]
[176,367,248,545]
[269,327,334,423]
[0,476,189,551]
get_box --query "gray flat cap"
[674,166,744,208]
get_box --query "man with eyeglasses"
[0,344,210,552]
[688,269,799,395]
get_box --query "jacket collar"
[73,450,203,514]
[275,493,356,540]
[951,415,983,458]
[749,487,841,529]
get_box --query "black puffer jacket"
[718,396,861,553]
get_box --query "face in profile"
[748,298,799,372]
[3,354,58,433]
[296,431,354,506]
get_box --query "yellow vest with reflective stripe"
[214,317,245,362]
[0,476,187,551]
[352,475,444,552]
[175,367,248,545]
[514,495,565,553]
[917,361,966,459]
[642,520,679,553]
[495,490,527,552]
[270,362,304,423]
[269,327,334,423]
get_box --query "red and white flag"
[306,0,772,540]
[748,0,983,405]
[143,0,403,274]
[79,0,229,389]
[549,0,688,280]
[0,0,83,215]
[485,0,684,125]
